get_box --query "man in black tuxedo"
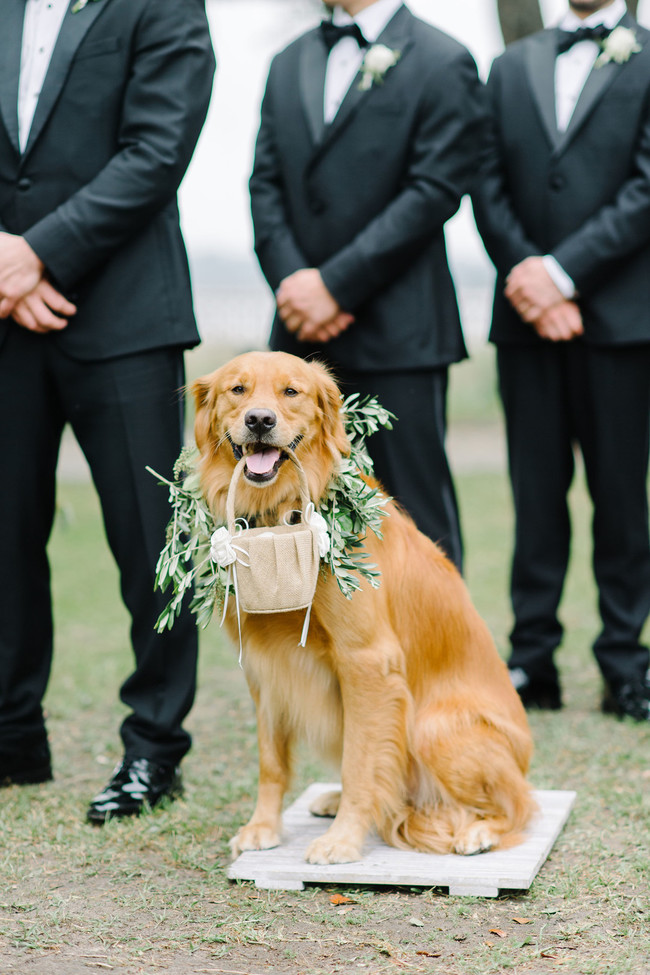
[473,0,650,720]
[249,0,486,570]
[0,0,215,812]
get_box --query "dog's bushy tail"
[378,725,537,855]
[382,787,536,855]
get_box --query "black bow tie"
[319,20,369,52]
[557,24,612,53]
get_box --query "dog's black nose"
[245,408,277,436]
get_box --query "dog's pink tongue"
[246,447,281,475]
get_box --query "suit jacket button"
[549,174,565,191]
[17,177,32,192]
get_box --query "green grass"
[1,348,649,975]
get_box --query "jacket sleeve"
[319,48,487,310]
[471,56,540,276]
[550,89,650,291]
[23,0,215,289]
[249,57,311,292]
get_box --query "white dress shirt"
[544,0,627,297]
[18,0,69,153]
[555,0,627,132]
[324,0,403,124]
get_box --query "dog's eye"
[284,387,299,397]
[231,385,245,395]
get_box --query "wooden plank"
[227,783,576,896]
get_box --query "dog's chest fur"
[230,610,345,766]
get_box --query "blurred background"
[180,0,650,354]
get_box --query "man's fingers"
[38,280,77,317]
[283,311,303,333]
[519,303,543,323]
[11,303,42,332]
[0,296,16,318]
[276,294,294,317]
[12,293,69,332]
[533,301,584,342]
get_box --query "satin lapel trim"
[0,0,26,157]
[320,5,412,151]
[559,14,638,151]
[299,31,328,146]
[23,0,111,159]
[559,60,619,150]
[526,30,561,151]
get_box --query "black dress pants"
[0,327,198,765]
[330,366,463,571]
[497,340,650,691]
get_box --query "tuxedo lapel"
[525,30,561,151]
[0,0,26,157]
[559,60,619,149]
[311,4,413,163]
[299,31,328,145]
[559,14,638,151]
[23,0,112,159]
[329,6,412,138]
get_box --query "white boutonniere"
[71,0,103,13]
[359,44,401,91]
[595,26,641,67]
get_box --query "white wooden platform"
[228,782,576,897]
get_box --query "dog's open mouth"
[243,444,286,482]
[227,433,303,483]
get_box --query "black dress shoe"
[87,757,183,823]
[601,679,650,722]
[0,740,53,787]
[509,667,562,710]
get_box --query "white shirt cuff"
[542,255,576,299]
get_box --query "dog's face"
[192,351,350,520]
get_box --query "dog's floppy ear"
[312,361,351,459]
[191,371,220,452]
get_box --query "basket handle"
[226,448,313,534]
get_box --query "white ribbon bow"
[210,526,239,567]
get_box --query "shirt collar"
[559,0,627,32]
[332,0,403,43]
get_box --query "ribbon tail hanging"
[299,602,312,648]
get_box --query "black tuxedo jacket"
[473,14,650,346]
[250,5,485,372]
[0,0,215,360]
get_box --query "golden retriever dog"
[192,350,535,864]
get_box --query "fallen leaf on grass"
[512,917,532,924]
[329,894,356,905]
[416,950,442,957]
[409,917,425,927]
[489,929,507,938]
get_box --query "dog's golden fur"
[192,350,535,864]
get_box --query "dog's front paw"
[229,822,282,858]
[453,821,495,856]
[305,832,363,864]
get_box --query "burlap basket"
[225,451,321,615]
